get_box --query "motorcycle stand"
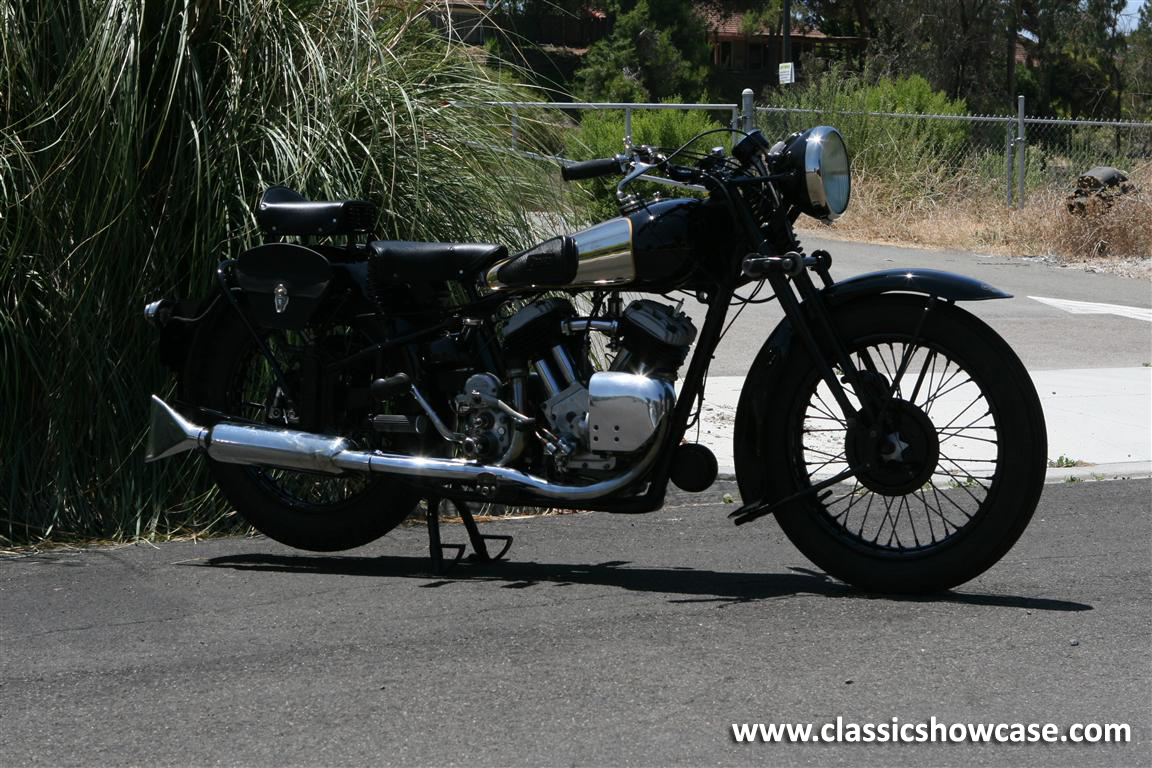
[425,496,513,575]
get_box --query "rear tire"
[735,295,1047,593]
[183,311,419,552]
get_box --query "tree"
[1123,2,1152,117]
[573,0,711,101]
[799,0,1132,116]
[1020,0,1129,117]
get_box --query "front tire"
[735,294,1047,593]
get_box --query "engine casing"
[586,372,674,453]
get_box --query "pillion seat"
[254,186,507,282]
[256,186,378,237]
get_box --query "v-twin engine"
[475,296,695,477]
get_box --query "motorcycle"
[143,125,1047,593]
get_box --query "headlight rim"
[802,125,850,221]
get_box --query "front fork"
[729,256,940,525]
[763,264,877,427]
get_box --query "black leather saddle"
[368,240,507,282]
[256,186,377,237]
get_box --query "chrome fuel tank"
[568,218,634,285]
[484,216,633,291]
[485,198,716,292]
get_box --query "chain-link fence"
[756,98,1152,207]
[474,92,1152,210]
[1020,116,1152,197]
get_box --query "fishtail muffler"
[144,396,658,500]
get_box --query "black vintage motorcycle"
[144,126,1047,592]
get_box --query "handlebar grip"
[561,157,622,182]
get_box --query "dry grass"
[803,164,1152,268]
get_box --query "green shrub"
[564,105,726,220]
[0,0,569,543]
[759,69,977,200]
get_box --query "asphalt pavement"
[2,478,1149,767]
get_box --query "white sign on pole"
[778,62,795,85]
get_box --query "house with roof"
[699,4,867,92]
[429,1,866,92]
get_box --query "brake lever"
[615,160,660,198]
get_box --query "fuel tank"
[485,198,728,292]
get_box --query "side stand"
[425,496,514,575]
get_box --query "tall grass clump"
[0,0,569,544]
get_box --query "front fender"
[732,270,1010,505]
[822,268,1011,305]
[735,268,1010,440]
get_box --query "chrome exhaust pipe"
[144,396,659,500]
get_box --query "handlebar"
[560,156,623,182]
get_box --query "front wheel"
[735,294,1047,593]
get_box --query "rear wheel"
[736,295,1047,593]
[183,311,420,551]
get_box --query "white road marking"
[1028,295,1152,323]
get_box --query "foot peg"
[425,496,513,575]
[729,467,855,525]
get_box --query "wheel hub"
[846,399,940,495]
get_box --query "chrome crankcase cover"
[586,372,674,453]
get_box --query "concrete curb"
[1041,461,1152,484]
[714,461,1152,485]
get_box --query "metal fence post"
[741,88,755,133]
[1003,122,1014,206]
[624,106,632,149]
[1015,94,1027,208]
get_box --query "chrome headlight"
[780,126,851,221]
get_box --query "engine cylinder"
[610,299,697,379]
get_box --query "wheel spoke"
[932,483,977,523]
[874,495,897,546]
[938,432,999,447]
[916,488,937,542]
[927,485,965,530]
[936,395,987,433]
[857,491,877,536]
[908,349,937,404]
[806,451,849,476]
[922,374,974,411]
[902,495,922,548]
[797,332,1007,556]
[812,390,847,426]
[830,481,864,524]
[938,454,993,493]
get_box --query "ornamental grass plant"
[0,0,567,543]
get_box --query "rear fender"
[148,294,225,375]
